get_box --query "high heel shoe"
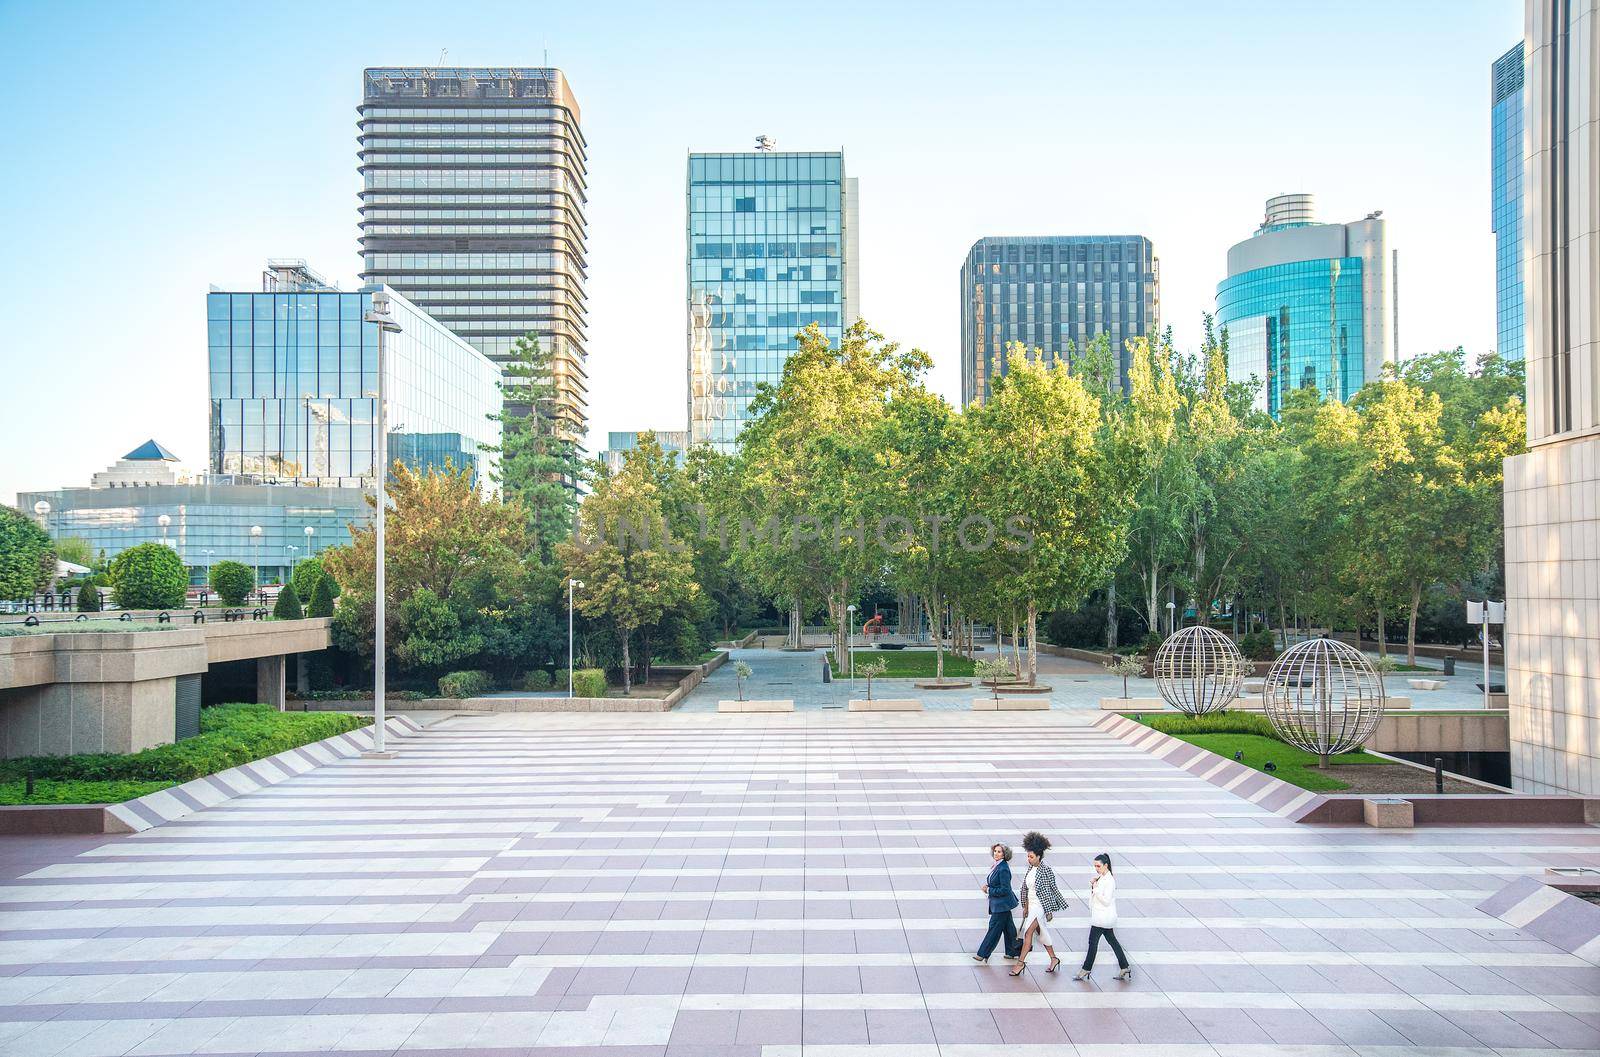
[1114,968,1133,981]
[1045,958,1061,973]
[972,954,987,962]
[1008,963,1026,977]
[1073,969,1091,980]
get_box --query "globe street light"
[364,290,402,757]
[201,549,215,591]
[303,524,315,557]
[32,500,49,529]
[568,579,584,698]
[157,513,171,545]
[249,525,263,604]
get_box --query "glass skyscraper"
[959,236,1160,406]
[207,261,502,485]
[358,68,589,441]
[1216,194,1394,417]
[687,149,859,452]
[1492,42,1526,362]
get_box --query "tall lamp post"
[285,544,298,582]
[249,525,263,604]
[364,290,401,757]
[200,550,215,592]
[303,525,315,558]
[846,603,858,678]
[157,513,171,545]
[568,579,584,698]
[32,500,50,529]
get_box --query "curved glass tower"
[1215,194,1393,417]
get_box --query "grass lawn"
[1129,711,1383,792]
[831,649,976,679]
[0,703,370,805]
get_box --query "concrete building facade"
[1503,0,1600,795]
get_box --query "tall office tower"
[1503,0,1600,796]
[959,236,1159,407]
[358,67,589,442]
[1492,42,1527,361]
[1215,194,1394,418]
[687,147,858,452]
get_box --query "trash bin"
[1442,657,1456,676]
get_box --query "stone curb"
[1090,712,1327,821]
[101,715,423,834]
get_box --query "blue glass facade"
[17,483,369,587]
[1492,42,1526,362]
[1216,259,1367,416]
[687,151,857,451]
[959,236,1159,406]
[206,285,502,484]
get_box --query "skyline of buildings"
[1491,41,1527,362]
[357,67,590,442]
[958,235,1160,406]
[1216,193,1395,417]
[686,148,858,452]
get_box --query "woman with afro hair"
[1009,831,1066,976]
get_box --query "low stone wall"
[456,650,730,713]
[1368,711,1510,753]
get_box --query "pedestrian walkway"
[0,710,1595,1056]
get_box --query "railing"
[2,608,270,629]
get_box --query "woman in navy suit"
[973,843,1020,962]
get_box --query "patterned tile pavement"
[0,710,1597,1057]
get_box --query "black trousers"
[1082,925,1129,970]
[977,910,1020,959]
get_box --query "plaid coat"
[1019,863,1067,916]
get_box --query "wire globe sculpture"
[1153,625,1248,715]
[1263,637,1386,764]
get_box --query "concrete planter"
[972,697,1050,711]
[847,698,922,711]
[1098,696,1166,711]
[717,699,794,713]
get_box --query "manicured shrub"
[272,582,303,620]
[0,505,54,602]
[110,543,187,610]
[76,582,102,613]
[522,669,553,690]
[571,667,607,698]
[307,576,336,618]
[291,556,338,605]
[553,668,570,692]
[437,669,494,698]
[1239,626,1276,661]
[210,560,255,606]
[1146,710,1278,738]
[0,704,368,786]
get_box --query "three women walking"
[972,833,1133,981]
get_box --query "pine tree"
[272,582,303,620]
[482,332,584,561]
[308,575,336,618]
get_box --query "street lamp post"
[1166,600,1177,637]
[157,513,171,546]
[201,550,214,590]
[568,579,584,697]
[249,525,263,604]
[846,603,858,678]
[303,525,315,558]
[364,291,401,757]
[286,544,298,582]
[32,500,49,529]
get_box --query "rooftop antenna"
[436,48,448,68]
[755,134,776,152]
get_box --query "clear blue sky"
[0,0,1522,505]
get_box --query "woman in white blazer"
[1074,852,1132,980]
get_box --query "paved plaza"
[0,710,1596,1057]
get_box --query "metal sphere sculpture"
[1263,637,1385,765]
[1153,625,1247,715]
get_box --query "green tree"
[559,449,699,693]
[961,350,1130,684]
[482,332,583,561]
[323,461,530,674]
[109,543,187,610]
[54,537,95,570]
[272,582,303,620]
[76,581,102,613]
[210,560,255,606]
[0,505,55,601]
[290,556,337,605]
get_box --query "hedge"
[438,669,494,698]
[571,667,607,698]
[522,669,553,690]
[1144,711,1279,738]
[110,543,187,610]
[0,703,368,785]
[210,560,255,606]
